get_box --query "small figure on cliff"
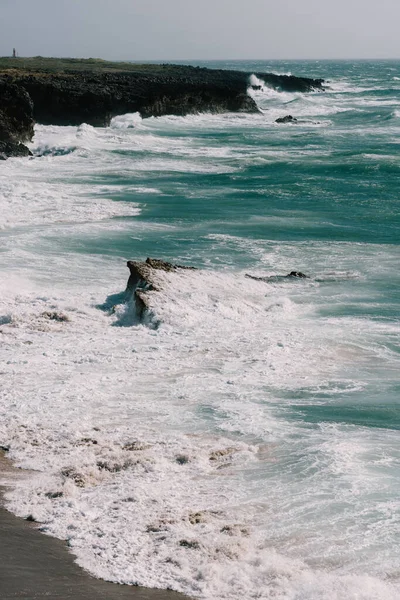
[12,48,16,58]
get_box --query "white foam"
[0,178,141,230]
[1,256,399,595]
[110,112,143,129]
[1,106,400,599]
[248,75,301,110]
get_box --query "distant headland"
[0,56,324,159]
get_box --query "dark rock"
[44,491,63,499]
[220,524,250,537]
[26,515,36,522]
[145,257,194,272]
[255,72,324,93]
[41,311,70,322]
[3,69,261,127]
[0,81,34,142]
[126,257,195,293]
[0,140,32,159]
[276,115,297,124]
[0,61,324,128]
[139,90,258,119]
[179,539,200,549]
[77,437,98,446]
[286,271,308,278]
[188,512,211,524]
[60,467,86,488]
[123,441,150,451]
[246,271,309,282]
[126,257,196,321]
[209,448,237,461]
[0,81,34,158]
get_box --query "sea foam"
[1,60,400,599]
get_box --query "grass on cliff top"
[0,56,198,75]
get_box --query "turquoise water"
[1,60,399,599]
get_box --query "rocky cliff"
[0,58,324,156]
[7,70,261,126]
[0,81,34,159]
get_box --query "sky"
[1,0,399,60]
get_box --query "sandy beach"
[0,451,191,600]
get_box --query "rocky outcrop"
[1,70,260,127]
[276,115,297,124]
[126,257,196,291]
[126,258,196,319]
[140,91,257,119]
[246,271,308,282]
[0,140,32,159]
[0,61,324,128]
[0,59,325,160]
[0,81,34,158]
[123,259,310,324]
[287,271,308,278]
[254,72,323,93]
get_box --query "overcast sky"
[1,0,399,60]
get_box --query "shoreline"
[0,450,192,600]
[0,56,324,158]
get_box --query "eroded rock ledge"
[125,258,309,322]
[0,81,34,159]
[0,58,324,132]
[126,258,196,319]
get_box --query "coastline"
[0,56,324,158]
[0,450,192,600]
[2,57,399,599]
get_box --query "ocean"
[0,59,399,600]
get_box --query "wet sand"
[0,451,191,600]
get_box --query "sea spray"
[1,59,400,600]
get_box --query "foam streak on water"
[1,60,400,600]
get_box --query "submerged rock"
[41,311,70,322]
[179,539,200,549]
[276,115,298,124]
[246,271,309,282]
[287,271,308,278]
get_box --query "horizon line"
[2,55,400,62]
